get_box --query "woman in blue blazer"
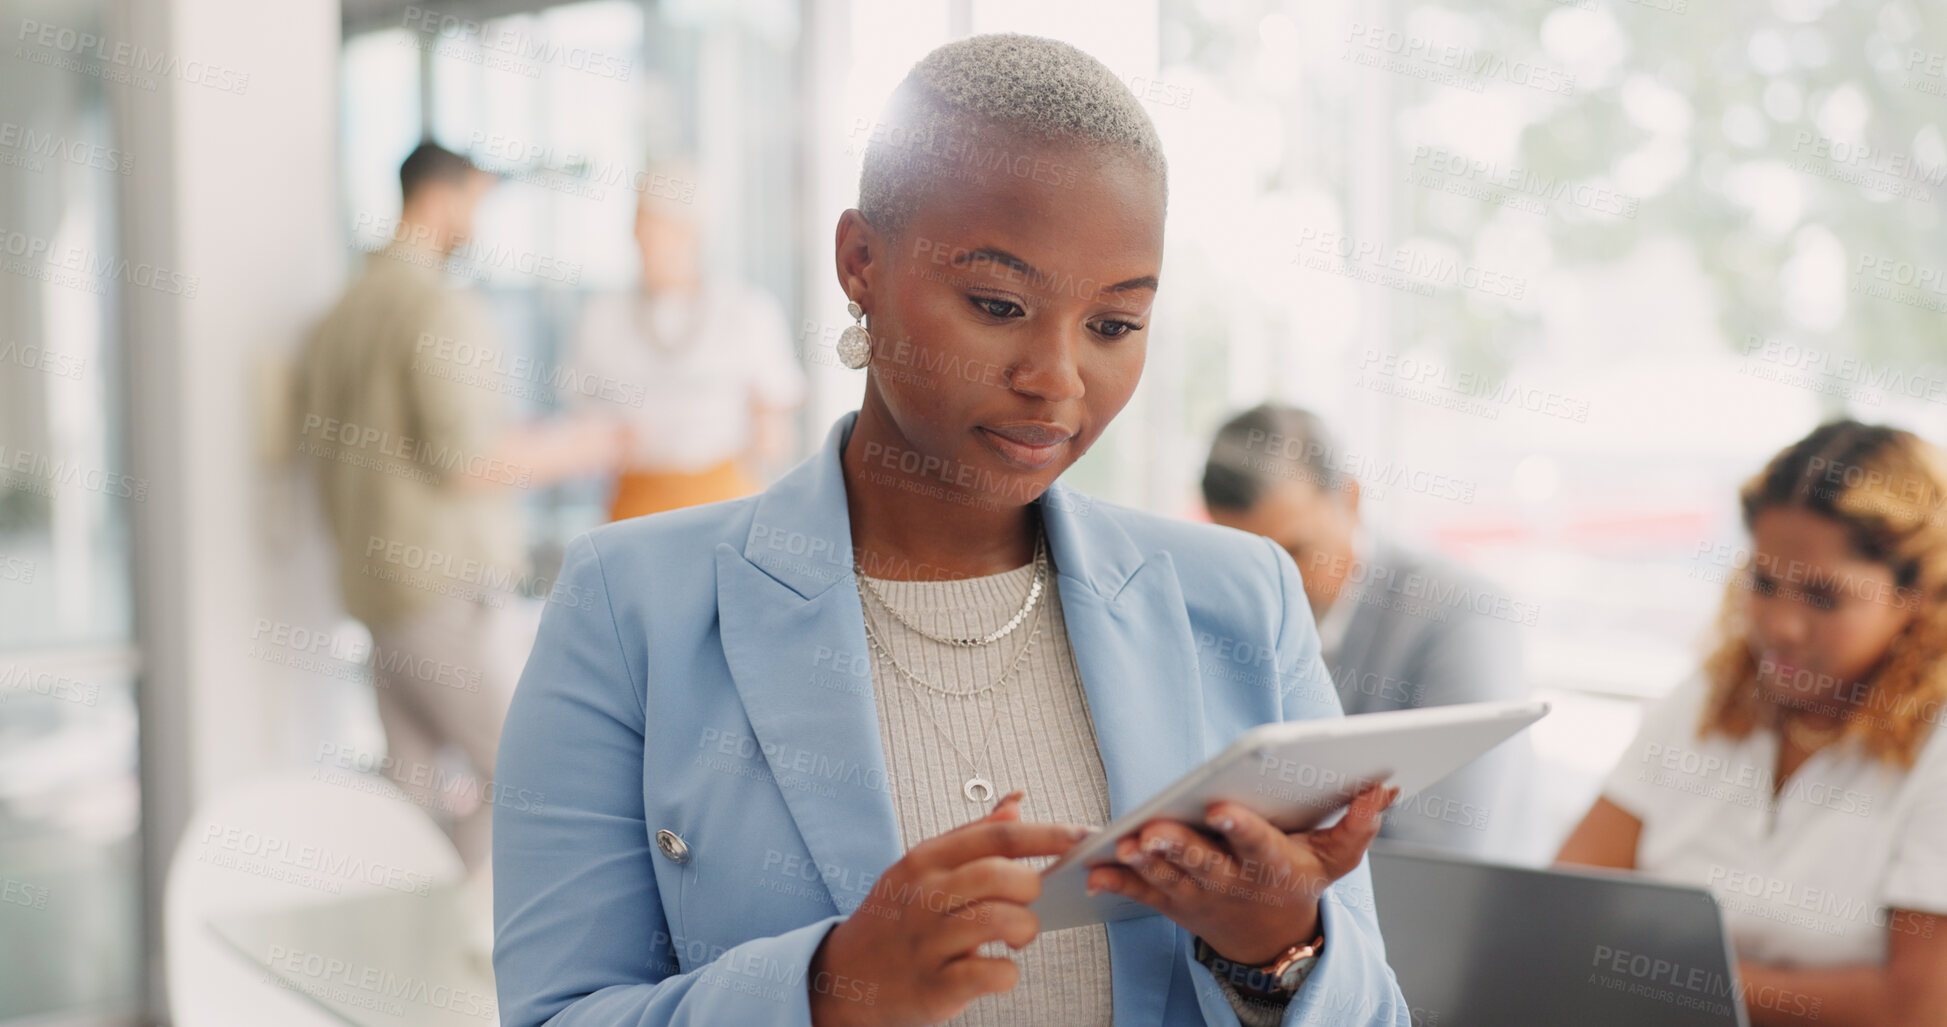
[494,33,1411,1027]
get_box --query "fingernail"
[1067,824,1094,841]
[1208,814,1235,833]
[1085,884,1101,897]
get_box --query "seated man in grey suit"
[1202,403,1533,860]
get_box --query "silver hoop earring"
[837,300,871,369]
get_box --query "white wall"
[121,0,344,1015]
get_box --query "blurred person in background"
[1559,420,1947,1025]
[566,159,805,521]
[293,141,627,879]
[1203,403,1533,860]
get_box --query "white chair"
[164,772,466,1026]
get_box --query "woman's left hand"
[1084,783,1400,965]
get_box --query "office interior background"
[3,0,1945,1022]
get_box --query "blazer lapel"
[1039,479,1207,1027]
[716,413,904,916]
[714,420,1208,1026]
[1042,485,1207,816]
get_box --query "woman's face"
[1744,507,1914,705]
[636,203,700,293]
[840,139,1165,505]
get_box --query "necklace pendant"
[963,777,995,804]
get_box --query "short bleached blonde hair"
[859,33,1168,238]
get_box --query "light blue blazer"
[493,410,1410,1027]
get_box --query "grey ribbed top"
[860,559,1115,1026]
[858,556,1293,1027]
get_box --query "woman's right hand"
[806,791,1089,1027]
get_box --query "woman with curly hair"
[1560,419,1947,1024]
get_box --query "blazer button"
[655,829,691,864]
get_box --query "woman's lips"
[1760,652,1809,687]
[977,424,1073,469]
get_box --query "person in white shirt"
[567,163,806,520]
[1559,419,1947,1025]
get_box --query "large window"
[331,0,1945,858]
[0,0,143,1020]
[339,0,805,542]
[804,0,1947,856]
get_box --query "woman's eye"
[970,296,1023,319]
[1751,575,1777,596]
[1092,319,1143,339]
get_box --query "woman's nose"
[1749,595,1808,649]
[1006,323,1086,403]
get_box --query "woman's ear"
[834,209,879,309]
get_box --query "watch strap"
[1194,934,1324,997]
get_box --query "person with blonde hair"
[493,33,1410,1027]
[567,158,805,520]
[1559,419,1947,1024]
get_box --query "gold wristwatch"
[1194,933,1325,997]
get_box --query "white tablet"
[1030,699,1549,931]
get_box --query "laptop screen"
[1366,845,1750,1027]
